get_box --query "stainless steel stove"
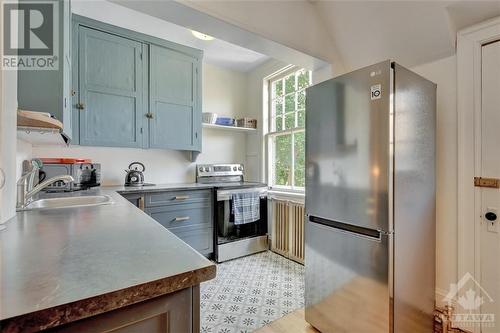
[197,164,268,262]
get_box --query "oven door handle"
[217,187,268,201]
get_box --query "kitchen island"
[0,188,216,332]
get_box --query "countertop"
[0,187,216,332]
[108,181,268,193]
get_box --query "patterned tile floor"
[200,251,305,333]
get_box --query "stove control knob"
[233,166,237,171]
[238,166,243,171]
[198,167,203,172]
[205,167,210,172]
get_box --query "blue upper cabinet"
[150,45,201,151]
[18,0,72,141]
[77,27,145,147]
[72,15,202,152]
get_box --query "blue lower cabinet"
[169,226,214,256]
[145,202,211,229]
[146,189,211,207]
[143,191,213,257]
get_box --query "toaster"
[38,162,101,192]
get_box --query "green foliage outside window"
[269,68,311,189]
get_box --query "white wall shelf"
[202,123,256,133]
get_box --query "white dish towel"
[232,192,260,225]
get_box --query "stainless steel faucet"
[16,163,74,210]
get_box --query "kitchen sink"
[20,195,113,211]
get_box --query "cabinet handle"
[174,216,190,222]
[138,196,145,210]
[173,195,190,201]
[76,102,85,110]
[145,112,154,119]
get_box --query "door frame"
[457,16,500,332]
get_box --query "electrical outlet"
[486,207,498,233]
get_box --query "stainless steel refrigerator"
[304,60,436,333]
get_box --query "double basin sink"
[19,195,113,211]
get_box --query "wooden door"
[78,27,145,148]
[479,40,500,333]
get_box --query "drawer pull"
[174,216,190,222]
[138,196,145,211]
[173,195,190,201]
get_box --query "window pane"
[285,94,295,113]
[298,70,310,90]
[272,79,283,98]
[275,116,283,131]
[285,74,296,94]
[297,90,306,110]
[274,134,292,186]
[285,112,296,129]
[294,132,305,187]
[297,110,305,127]
[273,97,283,116]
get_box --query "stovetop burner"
[196,164,267,189]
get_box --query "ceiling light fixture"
[191,30,215,41]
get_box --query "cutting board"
[17,109,63,130]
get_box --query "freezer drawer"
[305,217,391,333]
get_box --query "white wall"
[26,63,249,185]
[0,5,18,223]
[411,55,458,306]
[0,70,17,224]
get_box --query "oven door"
[215,187,268,262]
[216,187,268,201]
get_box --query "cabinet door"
[78,27,145,148]
[50,287,195,333]
[149,45,200,150]
[18,0,72,139]
[62,0,72,139]
[121,193,145,210]
[170,226,214,257]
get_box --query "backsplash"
[22,129,248,186]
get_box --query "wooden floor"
[255,309,319,333]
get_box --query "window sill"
[268,189,305,204]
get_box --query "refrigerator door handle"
[308,215,383,241]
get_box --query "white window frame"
[265,66,311,193]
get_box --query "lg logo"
[371,84,382,101]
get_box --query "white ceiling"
[109,0,329,72]
[313,1,500,70]
[155,24,271,72]
[105,0,500,73]
[75,0,270,72]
